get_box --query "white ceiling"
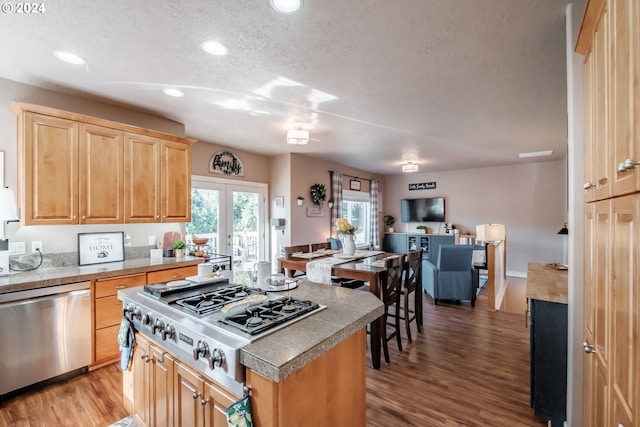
[0,0,575,175]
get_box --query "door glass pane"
[186,188,220,254]
[341,200,370,246]
[232,191,260,270]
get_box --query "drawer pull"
[618,158,640,173]
[115,285,127,289]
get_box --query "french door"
[187,176,267,270]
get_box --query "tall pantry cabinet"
[576,1,639,426]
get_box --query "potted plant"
[297,195,304,206]
[416,225,427,234]
[383,215,396,232]
[172,240,187,258]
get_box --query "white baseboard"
[507,270,527,278]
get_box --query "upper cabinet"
[579,0,640,201]
[12,102,195,226]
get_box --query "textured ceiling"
[0,0,574,175]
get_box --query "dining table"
[277,249,402,369]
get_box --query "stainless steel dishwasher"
[0,281,92,395]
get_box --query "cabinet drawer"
[96,295,124,329]
[95,324,120,362]
[147,266,198,284]
[95,273,146,298]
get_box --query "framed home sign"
[78,232,125,266]
[349,179,361,191]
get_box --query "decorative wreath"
[310,183,327,206]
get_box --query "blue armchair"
[423,245,479,307]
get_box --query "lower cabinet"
[126,334,235,427]
[93,273,146,366]
[529,298,568,426]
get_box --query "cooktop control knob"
[211,348,226,369]
[132,306,142,321]
[162,324,175,341]
[142,312,152,326]
[152,318,164,335]
[193,340,210,362]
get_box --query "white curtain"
[369,181,380,249]
[330,172,343,236]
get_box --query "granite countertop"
[0,256,204,294]
[237,280,384,382]
[526,262,568,304]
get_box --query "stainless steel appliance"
[0,239,9,276]
[0,282,91,395]
[120,279,324,396]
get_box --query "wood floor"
[0,285,545,427]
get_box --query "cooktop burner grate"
[218,298,320,335]
[175,285,266,315]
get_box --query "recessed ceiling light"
[518,150,554,158]
[163,88,184,97]
[201,40,229,56]
[270,0,303,14]
[53,51,86,65]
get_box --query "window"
[341,190,370,248]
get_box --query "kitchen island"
[120,277,384,427]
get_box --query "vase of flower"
[342,234,356,256]
[335,218,358,256]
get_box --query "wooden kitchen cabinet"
[147,266,198,284]
[79,124,124,223]
[93,273,146,366]
[124,133,161,223]
[577,1,639,425]
[18,112,79,225]
[130,333,175,427]
[11,102,195,226]
[174,361,236,427]
[161,140,191,223]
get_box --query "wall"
[0,78,188,254]
[287,154,386,246]
[191,141,270,184]
[269,154,292,264]
[385,160,567,276]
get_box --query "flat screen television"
[401,197,445,222]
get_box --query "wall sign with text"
[409,182,436,191]
[78,232,125,266]
[209,151,244,176]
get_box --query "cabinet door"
[609,194,637,425]
[150,345,175,427]
[125,133,161,223]
[584,46,597,202]
[174,361,204,427]
[22,113,79,225]
[161,140,191,222]
[133,334,152,427]
[593,7,612,201]
[610,0,640,196]
[147,266,198,284]
[79,124,124,223]
[203,380,236,427]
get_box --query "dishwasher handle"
[0,281,91,305]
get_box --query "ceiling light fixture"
[518,150,554,158]
[53,51,86,65]
[270,0,303,14]
[401,162,419,173]
[163,88,184,97]
[201,40,229,56]
[286,129,309,145]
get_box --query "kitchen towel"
[117,317,135,371]
[226,394,253,427]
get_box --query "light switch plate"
[8,241,26,255]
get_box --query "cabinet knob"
[583,182,595,190]
[618,158,640,173]
[192,392,201,400]
[82,215,86,219]
[201,398,210,406]
[582,341,595,353]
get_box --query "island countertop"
[0,256,204,294]
[237,280,384,382]
[526,262,568,304]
